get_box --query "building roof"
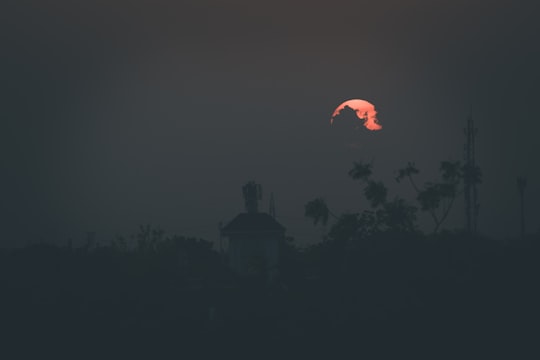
[221,213,285,235]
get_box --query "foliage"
[136,224,165,253]
[306,160,418,245]
[395,161,420,184]
[306,157,474,238]
[349,161,417,236]
[304,198,334,226]
[1,226,539,357]
[328,213,363,242]
[348,161,372,182]
[379,198,418,233]
[364,180,388,208]
[397,160,465,233]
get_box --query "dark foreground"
[1,232,539,359]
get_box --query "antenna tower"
[464,112,479,235]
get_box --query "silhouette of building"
[221,181,285,281]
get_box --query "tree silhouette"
[364,180,388,208]
[345,161,387,212]
[305,160,420,241]
[348,161,373,182]
[379,198,418,233]
[349,161,417,233]
[327,213,362,241]
[305,161,418,242]
[397,161,463,233]
[304,198,337,226]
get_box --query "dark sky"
[2,0,539,246]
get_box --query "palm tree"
[348,161,372,182]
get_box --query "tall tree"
[397,161,464,233]
[348,161,416,234]
[305,160,418,240]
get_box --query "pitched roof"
[221,213,285,235]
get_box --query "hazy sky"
[2,0,539,246]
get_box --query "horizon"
[2,2,540,357]
[2,1,539,247]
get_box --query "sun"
[331,99,382,131]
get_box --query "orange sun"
[330,99,382,131]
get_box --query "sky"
[2,0,539,247]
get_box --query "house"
[221,181,285,281]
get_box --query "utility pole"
[464,113,479,235]
[218,221,223,255]
[517,177,527,239]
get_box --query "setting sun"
[331,99,382,131]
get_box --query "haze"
[1,0,539,246]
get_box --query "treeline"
[0,160,537,357]
[1,227,539,358]
[0,231,231,358]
